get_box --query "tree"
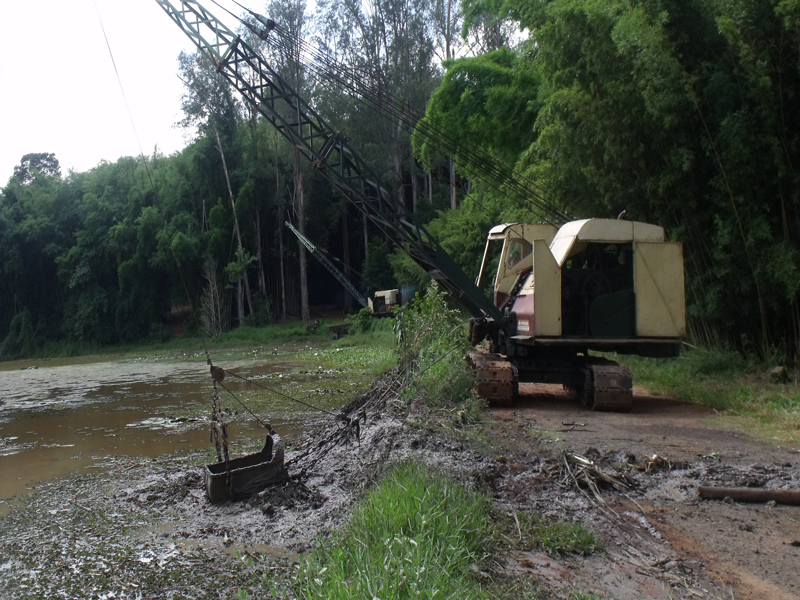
[178,50,255,325]
[452,0,800,357]
[12,153,61,185]
[265,0,314,322]
[315,0,441,210]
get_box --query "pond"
[0,345,385,515]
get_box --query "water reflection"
[0,355,308,511]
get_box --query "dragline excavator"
[155,0,686,411]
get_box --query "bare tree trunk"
[393,114,405,210]
[279,224,287,321]
[363,212,369,259]
[237,279,245,326]
[202,258,224,337]
[213,124,255,320]
[429,171,433,204]
[445,0,453,61]
[341,201,352,313]
[294,148,310,322]
[255,205,267,297]
[276,134,287,322]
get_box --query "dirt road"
[490,383,800,600]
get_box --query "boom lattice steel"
[155,0,500,322]
[284,221,368,309]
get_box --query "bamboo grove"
[2,0,800,361]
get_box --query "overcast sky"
[0,0,247,186]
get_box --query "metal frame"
[155,0,501,321]
[285,221,368,309]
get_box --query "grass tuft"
[294,461,491,600]
[495,511,599,557]
[394,285,474,406]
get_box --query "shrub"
[393,284,474,405]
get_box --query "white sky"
[0,0,247,186]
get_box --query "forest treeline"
[2,0,800,361]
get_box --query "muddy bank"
[2,372,799,599]
[0,346,387,514]
[0,373,498,599]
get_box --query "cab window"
[506,239,532,268]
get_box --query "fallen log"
[699,486,800,505]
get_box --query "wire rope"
[92,0,157,194]
[216,0,572,223]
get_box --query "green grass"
[619,347,800,446]
[282,463,599,600]
[294,461,491,600]
[517,512,599,556]
[566,592,604,600]
[24,318,380,362]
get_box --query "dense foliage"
[3,0,800,360]
[0,0,459,357]
[423,0,800,358]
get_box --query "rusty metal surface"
[586,362,633,412]
[467,351,518,407]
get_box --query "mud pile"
[2,370,798,599]
[139,371,499,552]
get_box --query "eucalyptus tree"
[12,153,61,185]
[259,0,314,322]
[430,0,464,63]
[314,0,441,212]
[178,49,255,325]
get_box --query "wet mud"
[0,346,377,513]
[1,363,799,599]
[492,383,800,600]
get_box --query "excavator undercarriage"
[467,349,634,411]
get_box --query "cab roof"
[550,219,665,267]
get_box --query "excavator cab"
[476,224,557,310]
[560,242,635,336]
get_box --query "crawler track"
[467,350,519,406]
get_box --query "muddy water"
[0,354,311,514]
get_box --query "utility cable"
[92,0,156,194]
[268,22,572,222]
[271,25,562,220]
